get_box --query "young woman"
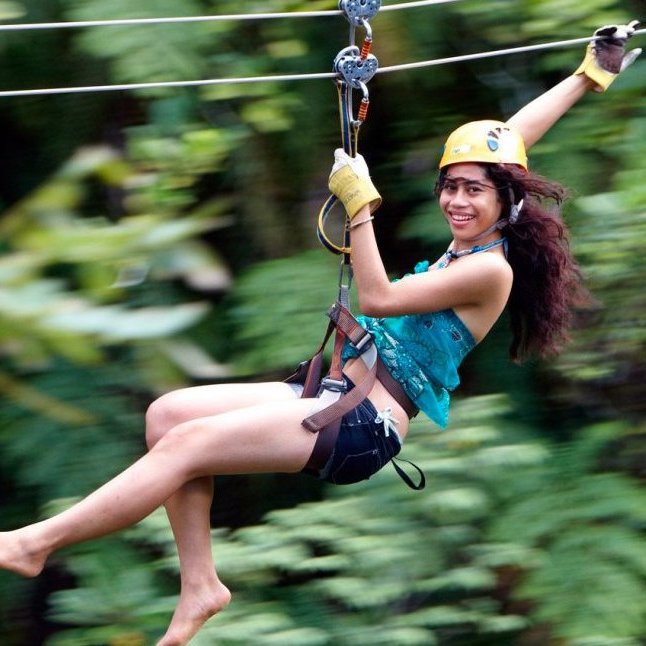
[0,22,639,646]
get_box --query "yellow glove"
[575,21,641,92]
[328,149,381,220]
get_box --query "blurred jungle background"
[2,0,646,644]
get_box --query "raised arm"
[506,75,593,149]
[507,21,641,149]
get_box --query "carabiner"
[316,0,381,259]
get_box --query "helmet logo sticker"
[487,126,514,153]
[451,143,472,155]
[487,127,505,152]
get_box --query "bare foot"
[0,530,49,578]
[157,579,231,646]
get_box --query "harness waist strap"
[376,357,418,419]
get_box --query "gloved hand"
[575,21,641,92]
[328,149,382,219]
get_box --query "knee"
[150,421,212,481]
[145,392,184,450]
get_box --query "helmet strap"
[464,196,523,242]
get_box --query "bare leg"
[146,382,296,645]
[0,393,316,644]
[157,478,231,646]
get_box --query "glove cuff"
[574,43,617,92]
[329,165,382,219]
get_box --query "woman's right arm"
[327,155,511,321]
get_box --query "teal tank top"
[342,260,476,427]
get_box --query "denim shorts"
[317,395,403,486]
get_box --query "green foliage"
[0,357,153,643]
[0,1,23,20]
[0,359,145,499]
[225,249,344,374]
[65,0,211,90]
[546,101,646,405]
[487,424,646,641]
[0,143,231,377]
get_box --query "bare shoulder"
[453,251,513,289]
[451,252,513,342]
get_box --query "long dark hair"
[487,164,592,362]
[437,164,592,362]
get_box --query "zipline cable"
[0,1,461,32]
[0,72,336,98]
[379,32,646,73]
[1,30,644,99]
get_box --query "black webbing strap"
[301,417,342,475]
[391,458,426,491]
[376,358,419,419]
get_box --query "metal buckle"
[353,331,372,352]
[320,377,347,393]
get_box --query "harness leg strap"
[301,346,377,432]
[302,418,343,475]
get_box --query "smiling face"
[438,163,503,249]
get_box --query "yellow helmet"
[439,120,528,170]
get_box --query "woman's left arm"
[507,21,641,149]
[506,75,593,149]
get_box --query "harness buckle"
[320,377,347,393]
[353,330,373,352]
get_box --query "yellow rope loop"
[317,195,352,256]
